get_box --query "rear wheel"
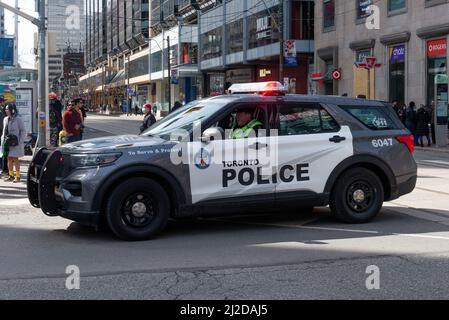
[106,178,170,241]
[330,168,384,224]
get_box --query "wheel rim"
[346,180,375,213]
[121,193,156,228]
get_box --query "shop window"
[427,39,447,106]
[389,45,406,104]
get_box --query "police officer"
[230,108,263,139]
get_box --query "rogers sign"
[428,39,447,57]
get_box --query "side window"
[278,104,339,136]
[214,104,268,139]
[340,105,399,130]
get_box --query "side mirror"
[200,127,224,143]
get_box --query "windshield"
[141,98,231,140]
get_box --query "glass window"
[323,0,335,30]
[248,5,280,49]
[389,45,406,104]
[340,105,400,130]
[278,105,339,136]
[143,99,231,140]
[389,0,406,12]
[226,18,244,54]
[356,0,373,19]
[201,27,223,60]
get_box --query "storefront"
[389,44,406,104]
[427,38,447,106]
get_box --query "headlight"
[71,153,122,167]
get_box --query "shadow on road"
[4,206,448,245]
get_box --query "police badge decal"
[194,148,211,170]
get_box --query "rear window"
[340,105,399,130]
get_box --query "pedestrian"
[392,101,400,118]
[430,101,436,145]
[49,92,63,147]
[398,102,407,125]
[62,98,83,143]
[1,104,26,183]
[140,103,157,133]
[0,104,9,177]
[171,101,183,113]
[152,103,158,116]
[415,105,432,147]
[405,101,417,141]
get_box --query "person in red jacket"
[63,99,83,143]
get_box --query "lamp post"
[0,0,48,147]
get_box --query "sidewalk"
[415,144,449,154]
[90,111,164,121]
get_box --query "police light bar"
[228,82,287,96]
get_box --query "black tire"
[106,178,170,241]
[330,168,384,224]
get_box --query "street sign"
[311,73,324,81]
[356,56,382,70]
[284,40,298,67]
[332,69,342,80]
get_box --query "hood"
[60,135,167,153]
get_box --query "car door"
[187,103,277,205]
[274,101,354,198]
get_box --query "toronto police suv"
[28,82,417,241]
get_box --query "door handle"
[329,136,346,143]
[249,143,268,150]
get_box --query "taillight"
[396,135,415,154]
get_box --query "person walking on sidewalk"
[1,104,26,183]
[63,99,83,143]
[405,102,417,141]
[49,93,63,147]
[0,105,8,177]
[416,105,432,147]
[140,103,157,133]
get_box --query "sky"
[4,0,38,69]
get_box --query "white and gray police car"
[28,82,417,240]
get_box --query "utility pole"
[279,0,284,84]
[0,0,47,148]
[14,0,18,67]
[167,35,171,113]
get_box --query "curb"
[415,146,449,154]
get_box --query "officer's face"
[236,111,251,127]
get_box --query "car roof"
[203,94,387,107]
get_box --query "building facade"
[81,0,150,112]
[314,0,449,107]
[45,0,85,81]
[199,0,314,95]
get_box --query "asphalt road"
[1,114,449,300]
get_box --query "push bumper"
[27,148,100,226]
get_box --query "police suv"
[28,82,417,240]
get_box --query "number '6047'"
[372,139,393,148]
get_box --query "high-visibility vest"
[230,119,263,139]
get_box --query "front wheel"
[106,178,170,241]
[330,168,384,224]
